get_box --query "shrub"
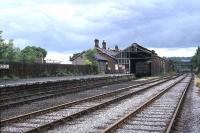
[2,75,10,80]
[40,71,50,77]
[196,73,200,88]
[55,69,67,76]
[9,74,19,80]
[0,74,18,80]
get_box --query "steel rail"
[165,74,193,133]
[23,75,183,133]
[0,75,178,128]
[102,75,190,133]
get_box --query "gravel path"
[173,75,200,133]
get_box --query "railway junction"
[0,73,199,133]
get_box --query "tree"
[0,30,48,63]
[0,31,20,62]
[21,46,37,63]
[20,46,47,63]
[36,47,47,59]
[84,49,97,66]
[192,46,200,73]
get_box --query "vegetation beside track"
[196,73,200,88]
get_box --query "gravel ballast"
[46,76,183,133]
[173,75,200,132]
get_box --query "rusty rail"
[102,74,191,133]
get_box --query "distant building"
[35,57,44,64]
[70,39,119,73]
[94,39,120,73]
[70,51,87,65]
[116,43,174,76]
[70,49,108,74]
[46,59,62,64]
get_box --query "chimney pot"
[102,40,107,49]
[115,45,119,51]
[94,38,99,48]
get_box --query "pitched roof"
[70,50,108,62]
[96,47,119,59]
[70,51,85,61]
[94,53,108,61]
[115,43,155,57]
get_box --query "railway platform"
[0,74,134,87]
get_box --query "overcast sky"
[0,0,199,63]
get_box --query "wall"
[71,53,86,65]
[0,62,97,78]
[97,51,117,73]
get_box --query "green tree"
[20,46,47,63]
[0,31,20,62]
[0,30,4,43]
[21,46,37,63]
[0,31,47,63]
[36,47,47,60]
[84,49,97,66]
[192,46,200,73]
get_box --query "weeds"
[196,73,200,88]
[0,74,19,80]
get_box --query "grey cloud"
[0,0,199,53]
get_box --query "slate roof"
[96,47,119,59]
[94,53,108,61]
[70,51,108,62]
[70,51,85,61]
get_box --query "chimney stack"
[94,38,99,48]
[102,40,106,49]
[115,45,119,51]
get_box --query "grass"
[196,73,200,88]
[0,74,19,80]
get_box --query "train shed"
[115,43,173,76]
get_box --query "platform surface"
[0,74,133,87]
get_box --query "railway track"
[0,74,183,133]
[0,75,136,110]
[103,74,192,133]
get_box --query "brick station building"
[70,39,174,76]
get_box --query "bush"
[1,75,10,80]
[196,73,200,88]
[40,71,50,77]
[0,74,19,80]
[9,74,19,80]
[55,69,68,76]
